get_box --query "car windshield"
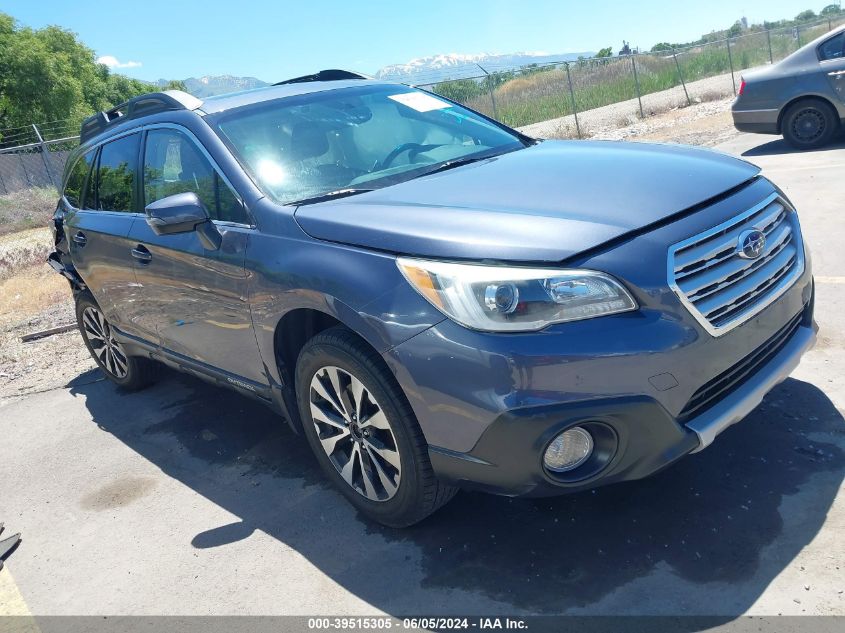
[211,84,527,205]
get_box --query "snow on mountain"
[155,50,595,98]
[375,51,594,83]
[157,75,270,98]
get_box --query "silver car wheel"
[309,366,401,502]
[81,305,129,379]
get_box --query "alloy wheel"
[81,305,129,379]
[309,366,401,501]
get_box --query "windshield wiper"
[289,188,374,206]
[418,155,491,177]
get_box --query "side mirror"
[145,192,221,250]
[145,192,208,234]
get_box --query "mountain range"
[157,75,269,98]
[374,51,594,83]
[160,50,594,97]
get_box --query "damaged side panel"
[48,144,96,292]
[48,202,86,292]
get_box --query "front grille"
[679,310,803,422]
[668,192,804,335]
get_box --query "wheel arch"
[274,307,344,383]
[777,94,840,134]
[271,302,390,393]
[271,304,405,432]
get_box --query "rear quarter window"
[819,32,845,61]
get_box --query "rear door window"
[819,33,845,61]
[95,133,141,212]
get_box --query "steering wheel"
[379,143,442,169]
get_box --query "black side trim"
[113,327,276,404]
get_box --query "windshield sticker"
[388,92,451,112]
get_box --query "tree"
[650,42,674,53]
[595,47,613,58]
[160,79,188,92]
[0,12,156,135]
[795,9,817,22]
[727,21,743,38]
[821,4,842,16]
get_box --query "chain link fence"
[0,121,80,196]
[1,14,844,198]
[409,16,845,135]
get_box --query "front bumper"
[686,317,815,451]
[385,259,815,497]
[425,314,816,497]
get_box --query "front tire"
[75,292,158,390]
[295,327,457,527]
[781,99,838,149]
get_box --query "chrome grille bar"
[673,201,785,274]
[667,192,805,336]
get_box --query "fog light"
[544,427,594,472]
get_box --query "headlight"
[397,258,637,332]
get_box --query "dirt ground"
[0,100,743,399]
[589,98,736,146]
[519,96,737,147]
[0,230,95,399]
[516,69,740,142]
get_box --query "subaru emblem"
[737,229,766,259]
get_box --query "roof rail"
[273,69,371,86]
[79,90,203,144]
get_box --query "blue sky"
[3,0,827,81]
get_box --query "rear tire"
[295,327,457,527]
[781,99,838,149]
[75,292,159,390]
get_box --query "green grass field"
[432,19,845,129]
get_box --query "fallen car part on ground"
[0,522,22,571]
[19,323,76,343]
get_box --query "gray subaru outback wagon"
[51,70,816,526]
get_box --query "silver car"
[733,24,845,148]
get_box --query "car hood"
[294,140,760,262]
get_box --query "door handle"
[72,232,87,247]
[131,245,152,264]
